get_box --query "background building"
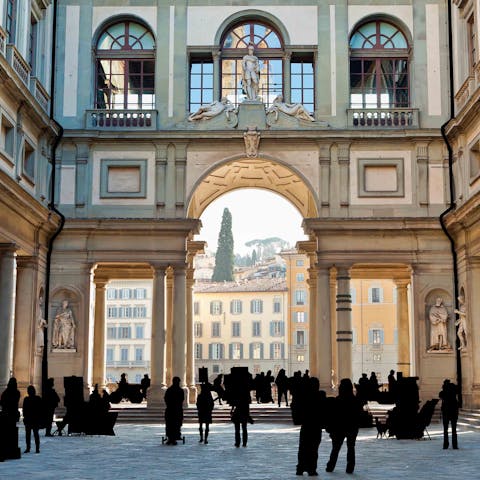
[105,280,152,386]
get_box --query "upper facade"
[54,0,450,132]
[0,0,57,205]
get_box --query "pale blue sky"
[196,189,308,255]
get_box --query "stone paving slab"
[0,423,477,479]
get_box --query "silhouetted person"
[356,373,369,402]
[212,374,225,405]
[196,383,214,444]
[22,385,43,453]
[164,377,184,445]
[275,368,289,407]
[439,379,459,449]
[140,374,151,400]
[231,391,252,447]
[369,372,380,400]
[387,370,396,395]
[290,371,304,425]
[262,370,274,403]
[118,373,128,399]
[296,377,326,476]
[254,372,264,403]
[326,378,364,474]
[101,389,111,412]
[0,377,20,426]
[43,378,60,437]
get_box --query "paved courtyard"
[0,422,477,479]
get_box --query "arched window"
[349,20,409,109]
[95,20,155,110]
[220,21,284,107]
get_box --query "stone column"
[336,266,352,380]
[330,270,338,388]
[13,256,39,392]
[148,265,167,407]
[92,276,108,389]
[317,266,332,390]
[185,241,205,403]
[307,265,318,378]
[0,244,16,389]
[394,279,411,376]
[165,267,174,386]
[172,265,187,387]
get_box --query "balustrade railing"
[6,44,31,86]
[0,27,6,56]
[30,77,50,113]
[86,109,157,129]
[348,108,419,128]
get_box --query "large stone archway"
[187,157,318,219]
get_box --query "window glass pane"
[291,63,302,74]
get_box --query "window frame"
[95,20,156,110]
[349,20,410,109]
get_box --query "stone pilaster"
[13,256,39,392]
[0,244,17,389]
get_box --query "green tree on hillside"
[212,208,234,281]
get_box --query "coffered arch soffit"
[187,157,318,220]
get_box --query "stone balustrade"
[86,109,157,130]
[0,27,6,57]
[6,44,31,86]
[347,108,419,128]
[30,77,50,113]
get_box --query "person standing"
[164,377,184,445]
[22,385,43,454]
[326,378,364,474]
[43,378,60,437]
[439,379,459,449]
[196,383,214,444]
[296,377,326,476]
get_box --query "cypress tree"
[212,208,234,281]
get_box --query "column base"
[188,384,197,404]
[147,384,167,408]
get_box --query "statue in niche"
[52,300,76,349]
[427,297,451,351]
[241,43,260,101]
[267,95,315,122]
[244,126,261,158]
[36,292,47,354]
[454,295,467,351]
[188,97,237,122]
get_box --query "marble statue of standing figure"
[267,95,315,122]
[428,297,450,351]
[36,293,47,354]
[52,300,76,349]
[454,295,467,350]
[241,43,260,101]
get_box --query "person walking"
[325,378,364,474]
[439,379,459,449]
[22,385,43,454]
[231,391,252,447]
[196,383,214,444]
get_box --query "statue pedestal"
[238,101,266,130]
[51,348,77,353]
